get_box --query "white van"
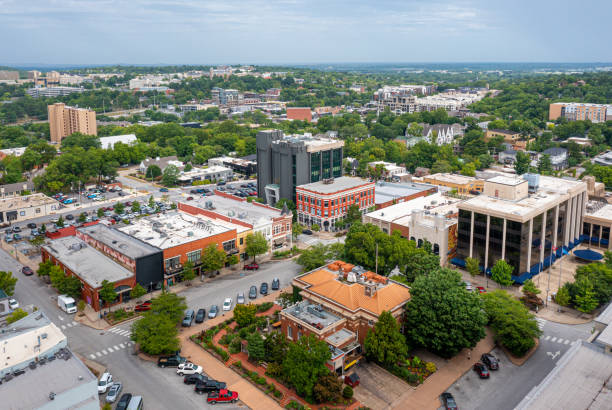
[58,295,77,314]
[127,395,143,410]
[97,372,113,394]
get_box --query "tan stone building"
[48,103,97,144]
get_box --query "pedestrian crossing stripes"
[108,327,132,338]
[60,321,79,330]
[535,318,546,330]
[542,335,576,345]
[89,342,133,360]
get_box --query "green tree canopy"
[130,283,147,301]
[0,271,18,295]
[491,259,514,287]
[201,243,226,276]
[364,311,408,367]
[131,312,180,355]
[98,280,117,313]
[146,164,162,179]
[161,164,179,186]
[246,332,266,362]
[245,232,269,262]
[282,334,331,400]
[150,292,187,324]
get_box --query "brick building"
[373,180,437,210]
[286,107,312,122]
[281,261,411,375]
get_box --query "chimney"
[364,281,377,297]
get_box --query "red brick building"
[286,107,312,122]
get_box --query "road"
[7,239,300,410]
[444,318,593,410]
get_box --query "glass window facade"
[472,212,488,265]
[487,216,504,269]
[332,148,342,178]
[310,152,320,182]
[321,150,331,179]
[457,209,472,261]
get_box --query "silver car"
[105,381,122,403]
[237,293,245,305]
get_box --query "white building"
[176,165,233,184]
[99,133,137,149]
[368,161,407,178]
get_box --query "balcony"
[165,264,183,275]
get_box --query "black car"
[65,214,74,220]
[249,285,257,299]
[302,229,313,235]
[115,393,132,410]
[441,392,458,410]
[190,189,199,194]
[157,353,186,368]
[184,373,208,385]
[195,308,206,323]
[195,380,226,394]
[27,222,37,229]
[271,277,280,290]
[481,353,499,370]
[260,282,268,295]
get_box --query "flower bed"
[231,361,284,401]
[388,356,436,386]
[105,308,141,325]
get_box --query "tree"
[345,204,362,226]
[555,285,571,307]
[522,279,541,296]
[145,164,162,180]
[292,222,303,239]
[537,154,553,175]
[150,292,187,324]
[491,260,514,287]
[465,257,480,277]
[78,212,87,223]
[131,201,141,213]
[148,195,155,208]
[460,162,476,177]
[182,260,196,285]
[282,334,331,400]
[226,254,239,266]
[130,283,147,302]
[574,277,598,313]
[264,331,289,365]
[114,202,125,214]
[99,280,117,313]
[56,215,64,228]
[97,207,105,218]
[297,243,333,271]
[131,312,180,355]
[482,290,541,356]
[233,304,257,328]
[404,268,487,358]
[402,243,440,282]
[161,164,179,186]
[311,223,320,232]
[245,232,269,262]
[201,244,226,277]
[184,163,193,172]
[313,372,342,404]
[0,271,18,295]
[39,223,46,233]
[515,151,530,175]
[58,275,83,299]
[364,311,408,367]
[6,308,28,324]
[246,332,266,362]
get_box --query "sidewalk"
[390,329,495,410]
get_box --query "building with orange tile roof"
[280,261,411,375]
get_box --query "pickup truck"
[207,389,239,404]
[157,353,186,368]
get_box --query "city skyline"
[1,0,611,65]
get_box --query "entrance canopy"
[573,249,604,262]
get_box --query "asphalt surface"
[444,318,593,410]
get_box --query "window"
[297,331,302,340]
[35,208,41,214]
[223,239,236,252]
[239,237,243,245]
[286,223,290,231]
[187,250,201,263]
[324,200,329,207]
[165,256,180,271]
[288,326,293,340]
[19,211,25,216]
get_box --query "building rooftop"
[42,236,134,288]
[597,324,612,347]
[585,202,612,222]
[295,261,411,316]
[425,173,480,186]
[0,146,27,157]
[487,175,527,186]
[595,300,612,326]
[0,181,34,194]
[77,224,160,259]
[374,181,436,205]
[187,195,285,228]
[297,177,373,195]
[516,341,612,410]
[367,192,454,222]
[118,211,233,249]
[284,300,343,330]
[325,328,356,347]
[99,133,137,149]
[272,132,344,152]
[0,193,56,213]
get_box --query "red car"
[344,372,360,387]
[134,301,152,312]
[186,196,194,201]
[476,286,486,294]
[244,263,259,271]
[473,362,490,378]
[207,389,238,404]
[21,266,34,276]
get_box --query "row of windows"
[299,198,373,216]
[297,189,373,208]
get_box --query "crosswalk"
[59,320,79,330]
[536,318,546,330]
[88,342,133,360]
[542,335,576,345]
[107,326,132,338]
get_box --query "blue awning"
[573,249,604,262]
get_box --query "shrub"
[274,389,282,398]
[257,302,274,313]
[407,373,419,384]
[229,337,242,354]
[219,333,235,346]
[256,376,267,385]
[234,360,242,368]
[265,362,283,378]
[342,386,353,399]
[425,362,437,373]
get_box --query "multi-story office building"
[256,130,344,204]
[296,177,374,231]
[377,94,417,115]
[211,87,241,106]
[454,174,587,283]
[582,200,612,250]
[48,103,97,144]
[549,102,611,123]
[0,70,19,81]
[27,86,85,98]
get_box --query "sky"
[1,0,611,66]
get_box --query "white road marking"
[61,325,66,330]
[58,315,65,321]
[96,352,102,357]
[564,339,570,344]
[119,343,125,348]
[544,335,550,341]
[551,337,557,342]
[113,345,120,350]
[101,349,108,355]
[89,354,96,359]
[556,338,564,344]
[107,347,114,352]
[71,321,78,326]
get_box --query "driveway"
[353,361,412,410]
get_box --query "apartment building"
[549,102,611,123]
[48,103,97,144]
[0,70,19,81]
[256,130,344,204]
[27,86,85,98]
[211,87,241,106]
[423,173,484,196]
[281,261,411,375]
[484,128,534,150]
[454,174,587,283]
[296,177,375,231]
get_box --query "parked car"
[115,393,132,410]
[260,282,268,295]
[481,353,499,370]
[195,308,206,323]
[344,372,360,387]
[63,198,74,204]
[195,380,226,394]
[464,281,473,291]
[26,222,36,229]
[157,353,186,368]
[13,233,21,240]
[21,266,34,276]
[473,362,490,378]
[208,305,219,319]
[160,188,169,192]
[249,286,257,299]
[4,235,13,243]
[65,214,74,220]
[186,196,194,200]
[206,389,239,404]
[271,277,280,290]
[302,229,313,235]
[97,372,114,394]
[182,309,195,327]
[177,362,202,376]
[236,293,245,305]
[106,381,123,403]
[134,301,152,312]
[9,298,19,310]
[222,298,233,311]
[441,392,458,410]
[184,373,208,385]
[244,263,259,271]
[476,286,486,294]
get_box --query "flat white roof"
[99,134,137,149]
[187,195,284,227]
[426,173,479,185]
[297,177,372,195]
[366,192,459,223]
[586,203,612,222]
[374,181,436,205]
[487,175,527,186]
[118,211,233,249]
